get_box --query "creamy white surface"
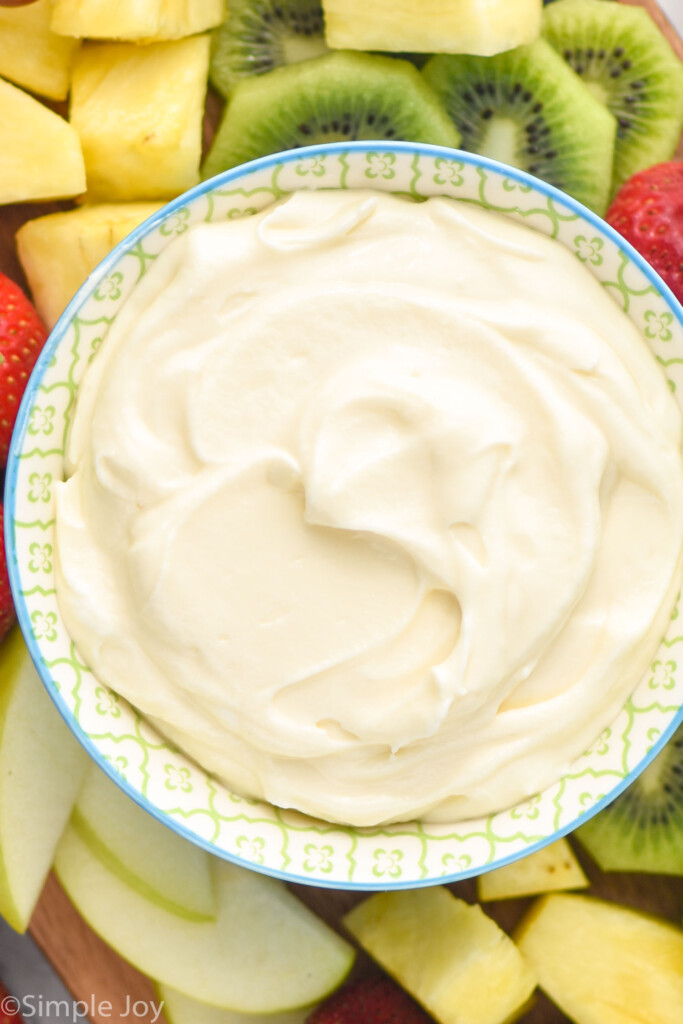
[55,190,683,826]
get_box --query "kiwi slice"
[202,50,462,179]
[542,0,683,194]
[210,0,328,100]
[422,39,616,216]
[575,723,683,875]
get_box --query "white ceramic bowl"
[6,142,683,890]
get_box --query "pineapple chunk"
[344,888,536,1024]
[0,0,79,101]
[322,0,542,56]
[477,839,588,902]
[516,894,683,1024]
[70,37,209,202]
[52,0,225,41]
[16,203,162,328]
[0,78,85,204]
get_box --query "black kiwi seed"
[576,722,683,875]
[210,0,328,100]
[422,38,616,215]
[542,0,683,193]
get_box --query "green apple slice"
[0,628,88,932]
[55,823,354,1011]
[158,984,313,1024]
[72,764,215,921]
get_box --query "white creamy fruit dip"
[54,189,683,826]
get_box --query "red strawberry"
[307,976,433,1024]
[0,272,48,467]
[0,981,23,1024]
[0,505,15,643]
[606,161,683,305]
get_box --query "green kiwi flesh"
[202,51,462,179]
[210,0,328,100]
[575,723,683,875]
[542,0,683,194]
[422,38,616,216]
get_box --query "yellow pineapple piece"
[0,0,79,101]
[477,839,589,902]
[344,888,536,1024]
[52,0,225,41]
[322,0,542,56]
[70,37,209,202]
[16,203,162,328]
[0,78,85,204]
[516,893,683,1024]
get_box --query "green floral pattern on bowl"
[7,143,683,889]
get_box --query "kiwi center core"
[281,31,328,66]
[478,117,520,166]
[583,79,609,107]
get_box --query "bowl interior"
[6,142,683,889]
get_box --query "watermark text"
[0,994,164,1022]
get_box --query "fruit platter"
[1,2,682,1024]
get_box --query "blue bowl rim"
[5,140,683,891]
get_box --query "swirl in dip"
[54,190,683,826]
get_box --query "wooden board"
[0,2,682,1022]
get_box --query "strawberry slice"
[0,271,48,467]
[0,981,24,1024]
[606,161,683,305]
[0,504,14,643]
[307,976,433,1024]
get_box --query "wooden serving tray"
[1,2,682,1022]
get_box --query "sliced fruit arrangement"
[422,37,616,214]
[51,0,225,42]
[16,203,162,328]
[0,617,354,1013]
[605,159,683,304]
[0,77,85,204]
[516,893,683,1024]
[344,887,537,1024]
[543,0,683,192]
[575,720,683,874]
[322,0,543,57]
[54,823,354,1011]
[210,0,328,100]
[70,36,210,201]
[477,837,589,901]
[0,0,678,214]
[71,762,216,922]
[201,0,683,206]
[0,0,79,100]
[0,628,88,933]
[0,1,682,1020]
[202,50,461,178]
[335,884,683,1024]
[0,269,47,464]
